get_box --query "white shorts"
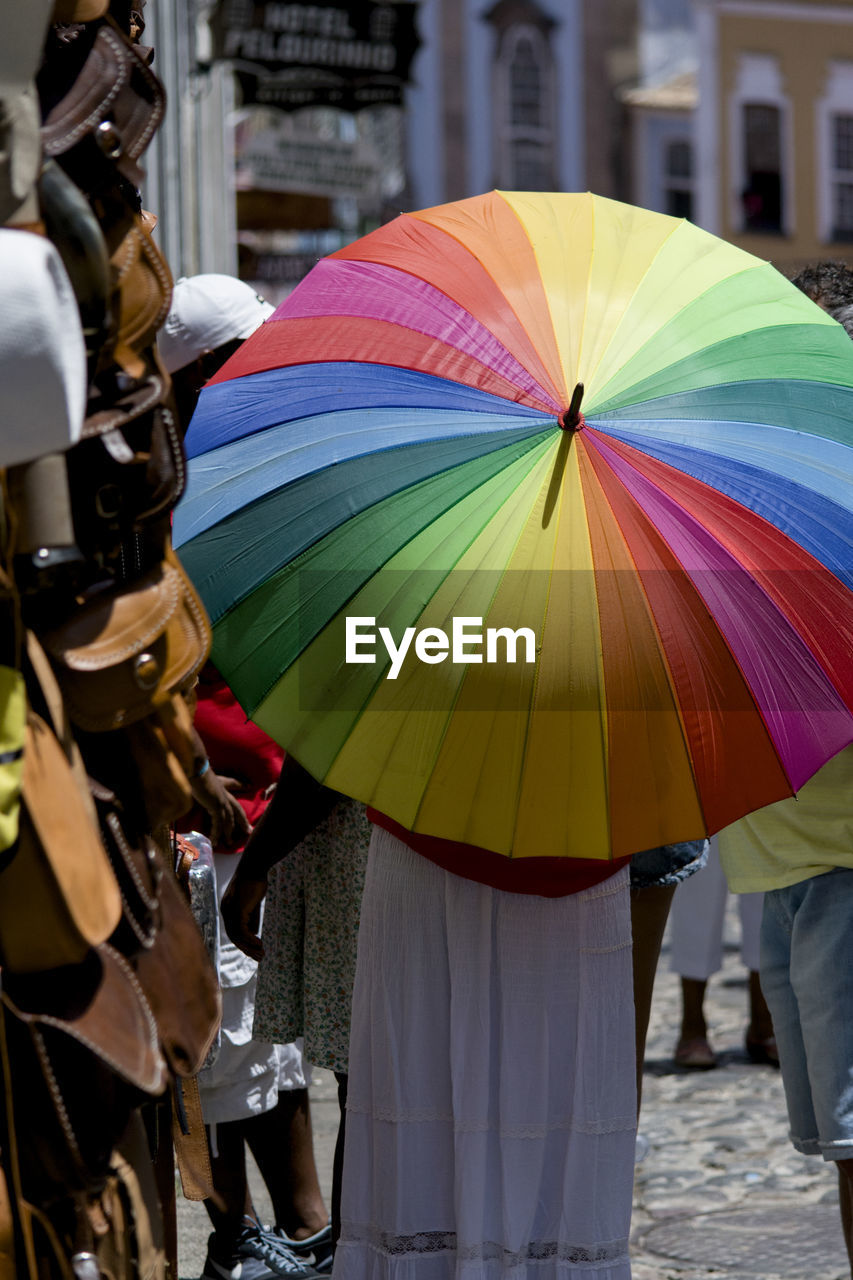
[198,928,309,1125]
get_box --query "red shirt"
[182,668,284,853]
[368,809,630,897]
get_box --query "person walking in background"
[221,757,370,1255]
[161,277,332,1280]
[717,265,853,1275]
[189,665,331,1280]
[223,776,638,1280]
[669,837,775,1069]
[719,746,853,1275]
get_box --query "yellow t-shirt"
[718,743,853,893]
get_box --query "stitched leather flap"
[41,22,165,188]
[2,943,167,1096]
[43,562,181,672]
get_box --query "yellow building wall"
[718,4,853,269]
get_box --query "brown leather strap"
[41,20,165,190]
[171,1077,214,1202]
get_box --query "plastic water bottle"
[184,831,221,1069]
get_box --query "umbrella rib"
[575,433,708,850]
[580,210,685,401]
[509,439,613,861]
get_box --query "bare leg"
[744,970,779,1064]
[680,977,709,1042]
[672,978,717,1068]
[245,1089,328,1238]
[838,1159,853,1278]
[631,883,676,1114]
[203,1120,253,1239]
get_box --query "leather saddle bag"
[42,548,210,734]
[40,18,165,194]
[40,19,172,380]
[67,372,186,559]
[91,778,221,1077]
[105,213,173,378]
[2,942,166,1097]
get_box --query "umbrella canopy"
[173,191,853,861]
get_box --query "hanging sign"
[212,2,420,110]
[235,128,382,196]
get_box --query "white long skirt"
[334,829,636,1280]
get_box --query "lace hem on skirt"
[341,1226,629,1268]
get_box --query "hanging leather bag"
[66,372,186,561]
[90,778,221,1078]
[0,710,123,974]
[41,547,210,734]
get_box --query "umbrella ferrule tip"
[559,382,585,430]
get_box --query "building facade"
[406,0,639,210]
[623,71,696,217]
[695,0,853,268]
[144,0,645,287]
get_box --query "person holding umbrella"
[175,193,853,1280]
[224,763,639,1280]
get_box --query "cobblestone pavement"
[178,905,849,1279]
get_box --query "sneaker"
[202,1224,322,1280]
[272,1223,333,1274]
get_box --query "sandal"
[674,1036,718,1069]
[745,1033,780,1067]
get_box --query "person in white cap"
[159,277,331,1280]
[158,273,275,430]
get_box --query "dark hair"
[171,336,245,432]
[790,260,853,311]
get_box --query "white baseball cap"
[157,273,274,374]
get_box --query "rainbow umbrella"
[173,191,853,861]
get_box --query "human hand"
[191,769,252,849]
[221,874,267,961]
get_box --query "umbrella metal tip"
[559,382,585,431]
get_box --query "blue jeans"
[761,868,853,1160]
[629,839,709,889]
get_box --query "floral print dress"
[253,798,370,1074]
